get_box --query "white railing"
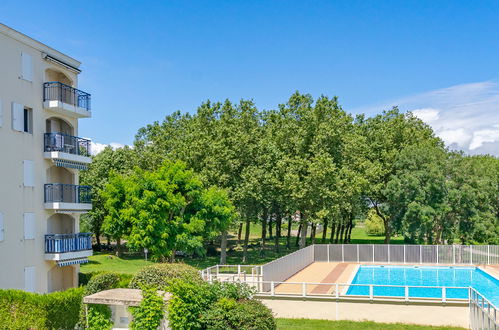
[316,244,499,265]
[469,288,499,330]
[200,264,262,283]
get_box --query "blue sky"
[1,1,499,155]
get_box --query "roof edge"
[0,23,81,69]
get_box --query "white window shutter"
[0,212,4,242]
[24,266,36,292]
[11,102,23,132]
[21,52,33,81]
[23,160,34,187]
[23,213,35,240]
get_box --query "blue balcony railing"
[44,132,91,157]
[45,233,92,253]
[44,184,92,204]
[43,81,91,111]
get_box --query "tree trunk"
[237,222,243,246]
[95,230,102,252]
[330,221,336,243]
[322,219,328,243]
[260,209,268,257]
[346,215,354,243]
[310,223,316,244]
[170,249,176,262]
[335,222,341,243]
[116,238,123,257]
[275,213,282,252]
[268,216,273,239]
[299,214,308,249]
[242,218,251,263]
[295,223,302,247]
[220,231,228,265]
[339,223,346,243]
[373,203,391,244]
[286,215,292,249]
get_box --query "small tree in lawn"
[102,160,235,261]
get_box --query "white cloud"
[353,81,499,156]
[411,108,440,123]
[90,141,126,155]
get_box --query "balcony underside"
[44,151,91,170]
[45,249,93,261]
[43,100,91,118]
[45,202,92,211]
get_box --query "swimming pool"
[346,265,499,306]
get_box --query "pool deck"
[275,261,499,296]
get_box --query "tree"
[80,146,137,250]
[101,161,235,261]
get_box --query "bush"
[129,263,201,289]
[0,287,84,329]
[129,287,165,330]
[87,304,113,330]
[167,280,259,330]
[85,272,120,295]
[365,209,385,236]
[202,298,276,330]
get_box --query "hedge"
[0,287,84,329]
[129,263,201,289]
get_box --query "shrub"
[202,298,276,330]
[365,209,385,236]
[0,287,84,329]
[129,287,165,330]
[79,272,120,329]
[85,272,120,295]
[167,280,259,330]
[129,263,201,289]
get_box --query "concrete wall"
[0,24,85,293]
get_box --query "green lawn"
[276,319,464,330]
[81,223,404,274]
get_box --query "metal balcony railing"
[43,81,91,111]
[44,132,91,157]
[45,233,92,253]
[44,184,92,204]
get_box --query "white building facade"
[0,23,93,293]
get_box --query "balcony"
[44,184,92,212]
[44,133,92,170]
[45,233,93,262]
[43,82,91,118]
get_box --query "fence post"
[470,245,473,265]
[453,245,456,264]
[387,244,390,263]
[271,282,275,296]
[238,265,241,276]
[216,264,220,276]
[442,287,446,303]
[404,245,406,264]
[405,286,409,302]
[487,245,490,265]
[335,283,339,300]
[420,245,422,264]
[327,244,330,262]
[302,282,306,297]
[357,244,359,263]
[372,245,375,263]
[342,244,344,262]
[436,245,439,264]
[369,285,373,301]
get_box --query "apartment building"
[0,23,93,293]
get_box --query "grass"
[276,319,465,330]
[81,223,404,274]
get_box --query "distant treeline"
[81,92,499,261]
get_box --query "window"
[23,213,35,240]
[23,160,34,187]
[24,266,36,292]
[21,52,33,82]
[12,103,32,133]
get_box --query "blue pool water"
[346,265,499,306]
